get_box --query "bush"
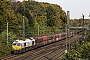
[0,31,17,57]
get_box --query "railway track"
[11,40,65,60]
[1,34,82,60]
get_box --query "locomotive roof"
[13,38,35,44]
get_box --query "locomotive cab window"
[12,43,16,46]
[32,41,34,45]
[24,43,26,46]
[17,43,21,46]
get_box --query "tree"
[46,5,56,26]
[52,4,66,28]
[0,0,11,32]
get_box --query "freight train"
[12,31,74,54]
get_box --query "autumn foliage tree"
[0,0,67,57]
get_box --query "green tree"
[0,0,11,32]
[46,5,56,26]
[52,4,66,28]
[0,31,17,57]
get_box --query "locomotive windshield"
[12,43,21,46]
[17,43,21,46]
[12,43,16,46]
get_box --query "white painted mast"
[7,22,8,46]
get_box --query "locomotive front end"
[12,43,22,50]
[12,40,23,53]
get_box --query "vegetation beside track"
[0,0,66,57]
[0,0,90,58]
[62,31,90,60]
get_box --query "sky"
[18,0,90,19]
